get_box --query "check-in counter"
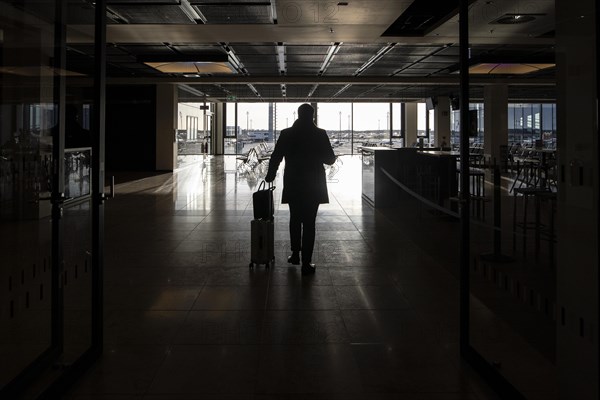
[361,147,398,207]
[416,150,459,206]
[361,147,459,208]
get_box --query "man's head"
[297,103,314,121]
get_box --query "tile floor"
[64,155,502,399]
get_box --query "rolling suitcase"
[249,218,275,269]
[250,180,276,269]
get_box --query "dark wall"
[106,85,156,171]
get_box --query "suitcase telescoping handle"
[258,180,275,191]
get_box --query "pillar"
[483,84,508,163]
[434,96,451,147]
[404,102,418,147]
[155,84,177,171]
[214,102,224,155]
[556,0,598,398]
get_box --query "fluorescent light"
[277,44,286,75]
[319,42,342,76]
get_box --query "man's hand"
[265,173,275,183]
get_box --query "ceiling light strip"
[354,43,396,76]
[277,43,286,75]
[271,0,278,24]
[247,83,261,97]
[319,42,342,76]
[221,43,247,75]
[307,84,319,98]
[333,84,351,98]
[180,0,205,23]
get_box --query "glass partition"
[0,0,57,388]
[0,1,103,396]
[464,6,558,400]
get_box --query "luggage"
[250,218,275,269]
[250,180,276,269]
[252,180,275,220]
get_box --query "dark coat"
[265,118,336,204]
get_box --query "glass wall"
[509,103,556,148]
[351,103,391,153]
[447,103,557,150]
[450,103,485,148]
[236,103,272,155]
[224,103,237,154]
[317,103,352,154]
[1,1,101,396]
[274,102,304,143]
[224,102,413,155]
[391,103,404,147]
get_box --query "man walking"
[265,103,336,275]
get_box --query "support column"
[404,102,418,147]
[483,84,508,163]
[155,84,177,171]
[214,102,224,155]
[434,96,451,147]
[556,0,598,398]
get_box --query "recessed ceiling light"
[469,63,555,74]
[491,13,540,24]
[144,61,236,75]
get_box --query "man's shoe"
[287,253,300,265]
[301,263,316,275]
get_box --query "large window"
[450,103,484,147]
[391,102,404,147]
[226,101,425,155]
[509,103,556,148]
[352,103,391,153]
[224,103,237,154]
[317,103,352,154]
[274,102,304,142]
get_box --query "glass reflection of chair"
[511,148,557,261]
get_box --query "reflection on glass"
[64,149,91,200]
[0,0,56,387]
[468,149,558,396]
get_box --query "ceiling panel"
[231,44,277,55]
[109,5,196,24]
[285,45,331,56]
[61,0,556,102]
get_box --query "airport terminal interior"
[0,0,598,399]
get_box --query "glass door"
[0,0,103,397]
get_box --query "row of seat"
[236,142,273,173]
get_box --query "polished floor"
[64,155,503,400]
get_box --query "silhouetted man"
[265,103,336,275]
